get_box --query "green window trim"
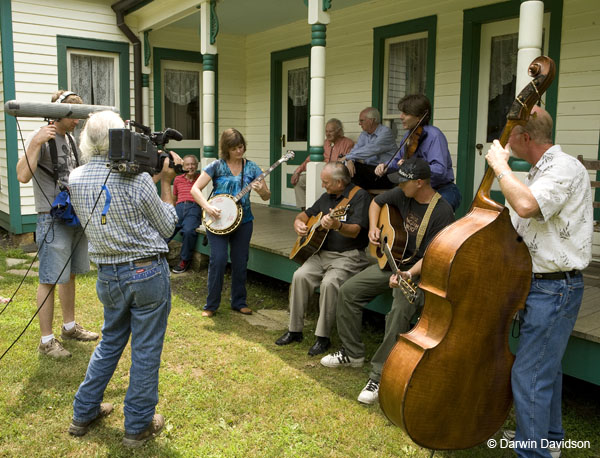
[56,36,130,120]
[152,47,211,158]
[372,15,437,118]
[455,0,562,217]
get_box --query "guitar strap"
[401,192,442,265]
[334,184,361,213]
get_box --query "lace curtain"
[70,54,115,106]
[288,67,309,107]
[487,33,518,141]
[387,38,427,115]
[488,33,518,101]
[164,69,199,105]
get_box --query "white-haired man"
[67,110,181,447]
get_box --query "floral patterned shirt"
[511,145,593,272]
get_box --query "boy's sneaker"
[502,430,561,458]
[38,338,71,358]
[357,378,379,405]
[320,348,364,368]
[61,323,99,342]
[68,403,114,436]
[122,414,165,448]
[171,260,190,274]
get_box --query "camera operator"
[16,90,98,359]
[66,110,182,447]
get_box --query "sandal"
[237,307,253,315]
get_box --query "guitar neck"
[233,157,286,203]
[383,243,399,275]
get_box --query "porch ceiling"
[128,0,370,35]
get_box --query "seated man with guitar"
[375,94,462,211]
[276,162,371,356]
[320,157,454,404]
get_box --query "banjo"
[202,150,295,235]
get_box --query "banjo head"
[203,194,243,234]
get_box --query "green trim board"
[372,16,437,117]
[0,0,23,233]
[456,0,562,217]
[269,45,311,207]
[56,36,131,120]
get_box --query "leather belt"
[100,254,164,268]
[533,270,581,280]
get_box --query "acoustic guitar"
[369,203,408,269]
[289,206,349,264]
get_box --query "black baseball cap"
[396,157,431,182]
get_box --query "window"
[287,66,308,142]
[163,68,200,140]
[68,50,118,107]
[383,32,428,120]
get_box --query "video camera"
[108,121,184,175]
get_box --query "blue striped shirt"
[68,157,177,264]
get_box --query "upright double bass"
[378,56,556,450]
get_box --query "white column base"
[306,161,325,208]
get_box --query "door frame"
[456,0,563,217]
[270,44,310,207]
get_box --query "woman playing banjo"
[191,128,271,317]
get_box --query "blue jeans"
[435,182,461,212]
[72,256,171,435]
[172,201,202,261]
[205,221,253,311]
[513,272,584,457]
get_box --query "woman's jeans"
[205,221,253,311]
[512,272,584,457]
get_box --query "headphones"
[55,91,77,104]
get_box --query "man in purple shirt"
[375,94,461,210]
[345,107,397,190]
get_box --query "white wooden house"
[0,0,599,383]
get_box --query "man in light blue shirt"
[345,107,397,189]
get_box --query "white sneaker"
[502,430,561,458]
[357,379,379,405]
[320,348,364,368]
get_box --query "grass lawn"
[0,247,598,457]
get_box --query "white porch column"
[306,0,331,207]
[200,0,218,199]
[516,1,544,93]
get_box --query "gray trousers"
[336,263,424,382]
[293,173,307,209]
[288,249,369,338]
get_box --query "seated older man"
[291,118,354,209]
[344,107,397,190]
[276,162,371,356]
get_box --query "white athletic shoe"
[357,378,379,405]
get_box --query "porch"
[193,204,600,386]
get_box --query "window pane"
[386,38,427,116]
[70,53,116,141]
[287,67,308,142]
[486,33,518,142]
[164,69,200,140]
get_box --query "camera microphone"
[4,100,119,120]
[163,128,183,142]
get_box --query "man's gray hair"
[521,107,553,144]
[326,118,344,136]
[324,161,351,185]
[79,110,125,163]
[363,107,381,124]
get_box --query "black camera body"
[108,123,184,175]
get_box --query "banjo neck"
[232,155,289,203]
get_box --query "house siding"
[10,0,133,217]
[0,29,8,215]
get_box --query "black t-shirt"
[306,183,371,252]
[374,187,455,268]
